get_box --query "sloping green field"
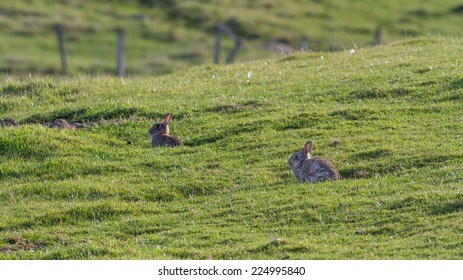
[1,37,463,259]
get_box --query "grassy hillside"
[1,0,463,76]
[1,37,463,259]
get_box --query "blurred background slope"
[1,0,462,77]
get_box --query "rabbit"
[288,140,341,182]
[48,119,84,130]
[0,118,18,127]
[148,113,183,147]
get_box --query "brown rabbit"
[148,113,183,147]
[48,119,84,130]
[288,140,340,182]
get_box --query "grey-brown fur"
[48,119,84,129]
[288,140,340,182]
[148,113,183,148]
[1,118,18,127]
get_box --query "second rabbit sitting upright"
[149,113,183,148]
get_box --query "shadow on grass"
[385,195,463,217]
[340,153,463,179]
[202,100,267,115]
[23,106,144,123]
[352,149,393,160]
[428,201,463,216]
[1,203,128,231]
[346,88,414,100]
[1,81,54,96]
[187,120,269,146]
[247,240,312,260]
[272,112,328,131]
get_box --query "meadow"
[1,36,463,259]
[2,0,463,76]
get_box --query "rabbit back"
[288,151,340,182]
[299,157,340,182]
[151,134,183,147]
[148,113,182,147]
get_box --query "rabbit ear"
[304,140,313,159]
[164,113,172,125]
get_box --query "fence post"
[226,38,240,64]
[116,29,126,77]
[214,24,222,64]
[373,26,382,46]
[53,24,68,75]
[215,23,241,64]
[300,37,309,52]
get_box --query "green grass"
[1,37,463,259]
[2,0,463,76]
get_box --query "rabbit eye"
[294,155,299,160]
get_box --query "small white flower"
[320,56,324,60]
[247,70,253,78]
[350,49,355,54]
